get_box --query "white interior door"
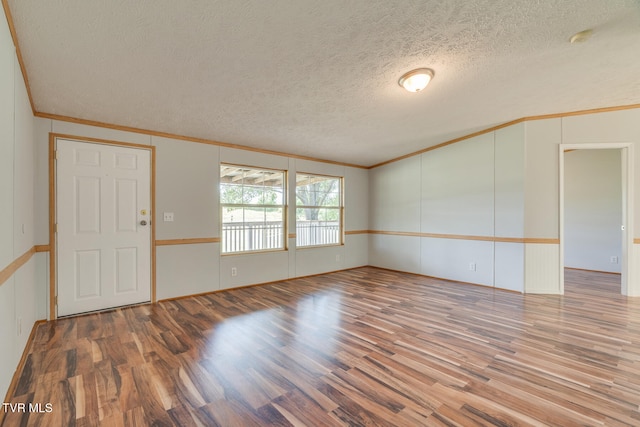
[56,139,151,316]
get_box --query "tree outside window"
[296,174,342,247]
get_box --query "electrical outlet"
[231,267,237,277]
[610,256,619,264]
[469,262,477,272]
[163,212,174,222]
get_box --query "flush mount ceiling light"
[570,29,593,44]
[398,68,435,92]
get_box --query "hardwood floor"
[3,267,640,426]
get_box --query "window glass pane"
[296,208,340,246]
[296,175,339,207]
[220,182,242,204]
[295,173,342,247]
[221,164,285,253]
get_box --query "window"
[220,165,286,253]
[296,174,342,247]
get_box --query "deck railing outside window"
[222,221,339,253]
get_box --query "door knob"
[140,220,148,226]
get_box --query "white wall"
[519,110,640,294]
[523,119,562,293]
[0,5,39,400]
[369,110,640,294]
[564,149,622,273]
[369,125,526,291]
[32,120,369,302]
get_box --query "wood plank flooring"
[3,267,640,426]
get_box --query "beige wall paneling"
[220,251,289,290]
[524,119,561,238]
[0,19,14,271]
[523,119,561,293]
[156,243,221,300]
[34,251,48,319]
[564,150,622,273]
[33,118,51,319]
[494,242,524,292]
[0,276,17,399]
[494,123,525,237]
[295,158,345,177]
[13,258,37,361]
[419,133,495,287]
[369,234,421,274]
[344,234,368,269]
[13,56,34,257]
[34,117,52,245]
[421,238,495,287]
[344,167,369,232]
[369,156,421,232]
[525,243,560,293]
[421,133,495,236]
[51,119,152,146]
[296,245,346,277]
[153,136,219,240]
[0,7,39,400]
[633,244,640,296]
[494,123,525,291]
[220,146,289,171]
[343,167,369,269]
[561,109,640,145]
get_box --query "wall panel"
[524,243,560,294]
[421,238,494,286]
[13,57,35,256]
[369,234,421,274]
[220,250,289,290]
[421,133,494,236]
[0,278,17,398]
[369,156,421,232]
[495,123,525,238]
[524,119,561,239]
[344,234,368,269]
[494,242,524,292]
[0,29,14,270]
[220,146,288,171]
[153,136,219,240]
[296,245,345,277]
[156,243,220,300]
[344,167,368,232]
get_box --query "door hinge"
[55,296,58,306]
[53,150,57,160]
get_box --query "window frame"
[220,163,288,255]
[295,172,344,248]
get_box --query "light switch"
[163,212,174,222]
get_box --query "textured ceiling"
[6,0,640,166]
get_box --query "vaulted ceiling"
[6,0,640,166]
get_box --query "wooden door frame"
[49,133,157,320]
[559,142,634,295]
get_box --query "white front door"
[56,139,151,316]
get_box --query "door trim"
[49,133,156,319]
[559,142,634,295]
